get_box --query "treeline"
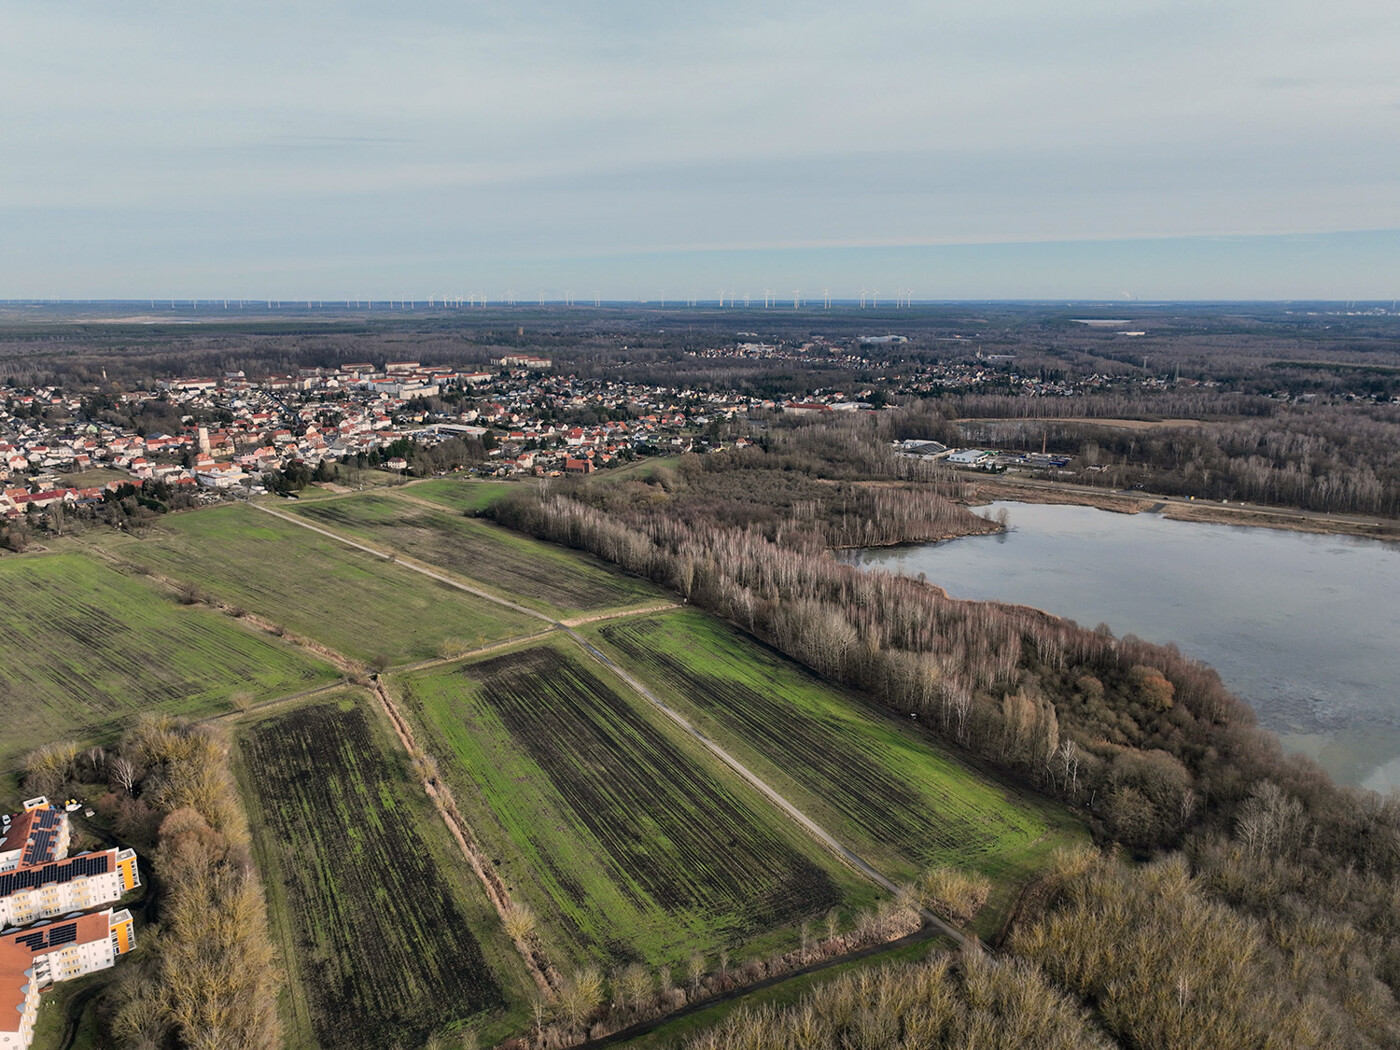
[493,476,1272,853]
[687,833,1400,1050]
[529,419,1400,1048]
[947,397,1400,517]
[682,949,1109,1050]
[1013,840,1400,1049]
[518,900,921,1048]
[2,479,200,551]
[22,718,282,1050]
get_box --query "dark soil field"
[400,641,874,970]
[236,697,523,1049]
[291,492,662,615]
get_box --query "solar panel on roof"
[47,923,76,948]
[0,853,111,897]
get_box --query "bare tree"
[111,756,139,795]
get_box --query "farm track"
[291,491,667,616]
[453,646,845,936]
[249,502,973,949]
[559,603,680,628]
[367,674,564,998]
[597,620,1041,874]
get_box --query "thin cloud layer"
[2,0,1397,297]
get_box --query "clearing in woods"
[586,610,1085,910]
[393,638,880,973]
[233,692,532,1050]
[106,503,537,664]
[290,490,664,617]
[0,551,336,766]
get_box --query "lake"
[845,502,1400,792]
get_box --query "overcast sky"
[3,0,1398,299]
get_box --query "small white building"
[947,449,993,466]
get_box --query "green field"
[288,491,665,617]
[404,478,520,513]
[234,693,532,1050]
[395,638,879,973]
[108,504,538,664]
[0,552,337,765]
[586,611,1085,897]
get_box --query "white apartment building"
[0,908,135,1049]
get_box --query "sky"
[2,0,1398,300]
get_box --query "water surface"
[847,502,1400,791]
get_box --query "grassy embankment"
[288,490,666,618]
[106,502,537,664]
[232,690,535,1050]
[0,551,337,767]
[584,610,1087,932]
[392,636,883,975]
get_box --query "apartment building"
[0,909,135,1049]
[0,800,141,1050]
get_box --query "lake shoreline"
[965,476,1400,543]
[848,500,1400,791]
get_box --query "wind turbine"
[823,287,831,309]
[764,289,773,308]
[871,289,879,308]
[859,287,867,309]
[792,289,801,309]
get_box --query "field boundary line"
[208,682,347,722]
[558,602,681,627]
[379,488,484,513]
[366,677,564,999]
[253,500,974,948]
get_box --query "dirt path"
[564,629,970,949]
[559,602,681,628]
[367,677,563,999]
[252,501,963,918]
[253,502,556,620]
[250,501,976,949]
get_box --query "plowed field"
[591,611,1080,884]
[400,641,873,969]
[237,698,518,1049]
